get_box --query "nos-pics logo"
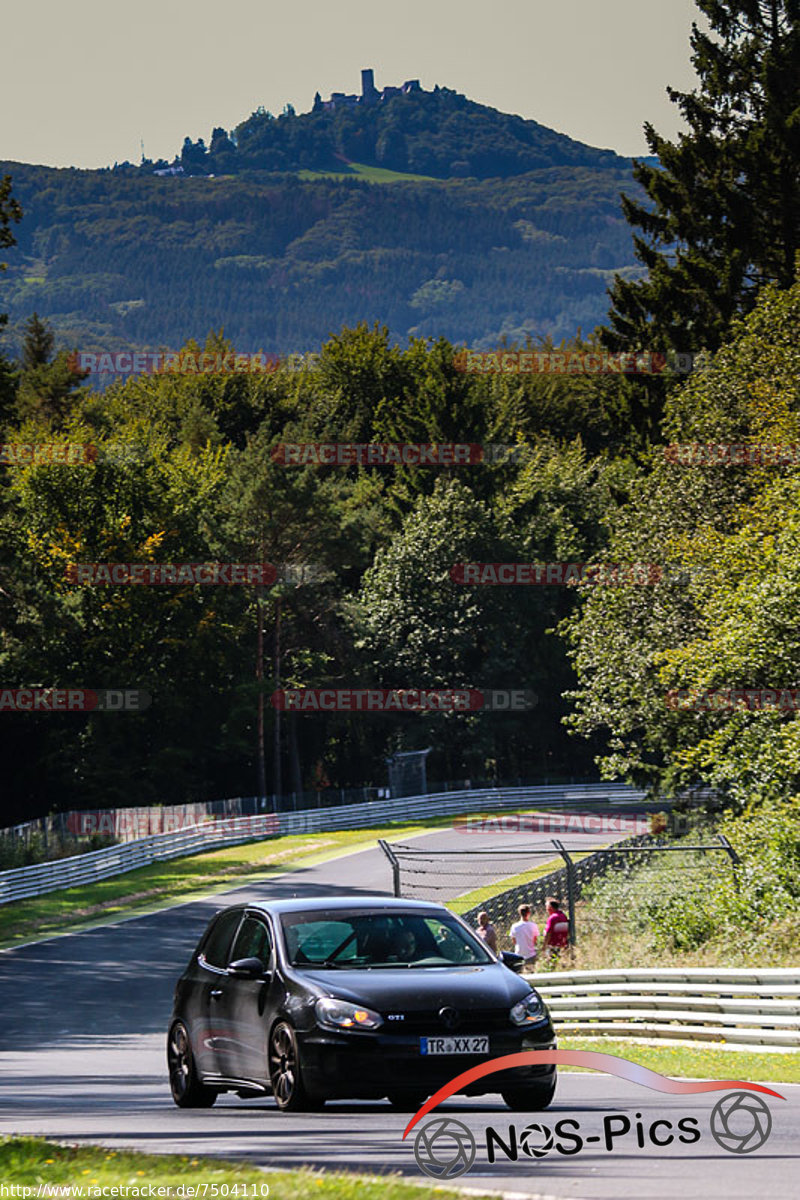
[405,1050,782,1180]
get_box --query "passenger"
[435,924,463,960]
[475,910,498,954]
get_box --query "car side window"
[201,909,243,968]
[422,917,480,963]
[229,915,272,966]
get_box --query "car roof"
[223,896,452,917]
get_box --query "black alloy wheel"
[167,1020,217,1108]
[268,1021,324,1112]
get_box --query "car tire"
[501,1077,557,1111]
[167,1020,217,1108]
[268,1021,324,1112]
[386,1090,428,1112]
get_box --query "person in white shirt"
[509,904,539,965]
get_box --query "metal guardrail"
[0,782,645,905]
[529,967,800,1048]
[5,775,663,846]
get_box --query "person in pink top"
[541,896,570,959]
[509,904,539,965]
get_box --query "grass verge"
[557,1036,800,1084]
[447,849,600,917]
[0,825,433,950]
[0,1137,492,1198]
[0,806,565,950]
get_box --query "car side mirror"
[227,956,268,979]
[499,950,525,974]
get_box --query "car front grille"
[380,1007,514,1034]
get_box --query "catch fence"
[380,831,739,945]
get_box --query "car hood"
[294,963,535,1011]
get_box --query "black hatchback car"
[167,896,557,1112]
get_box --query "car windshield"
[280,911,493,968]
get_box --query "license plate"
[420,1035,489,1055]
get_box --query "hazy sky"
[0,0,705,169]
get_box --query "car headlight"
[315,997,383,1031]
[510,991,546,1025]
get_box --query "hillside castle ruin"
[313,69,422,113]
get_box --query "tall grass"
[568,800,800,968]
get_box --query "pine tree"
[603,0,800,355]
[21,311,55,369]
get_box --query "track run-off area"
[1,820,797,1199]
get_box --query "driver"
[392,928,417,961]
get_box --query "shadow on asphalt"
[0,874,391,1051]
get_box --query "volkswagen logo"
[413,1116,476,1178]
[438,1005,461,1030]
[709,1092,772,1154]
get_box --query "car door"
[192,907,245,1076]
[212,911,274,1084]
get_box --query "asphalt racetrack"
[1,820,797,1198]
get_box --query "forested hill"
[133,84,628,179]
[0,160,644,357]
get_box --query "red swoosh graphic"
[402,1050,785,1139]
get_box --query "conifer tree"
[21,312,55,369]
[603,0,800,355]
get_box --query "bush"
[574,799,800,966]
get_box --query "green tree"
[566,270,800,804]
[0,175,22,311]
[0,176,22,419]
[355,473,602,781]
[16,349,89,427]
[21,312,55,369]
[603,0,800,356]
[0,417,245,813]
[214,427,354,797]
